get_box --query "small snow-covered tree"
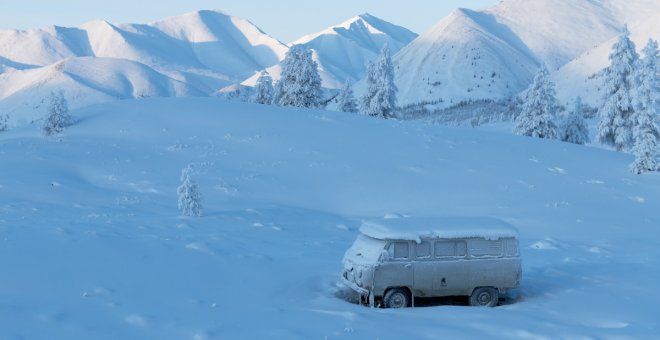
[559,97,591,145]
[513,67,559,139]
[43,91,72,136]
[361,44,398,119]
[337,80,358,113]
[177,166,202,217]
[252,70,274,105]
[630,39,659,174]
[274,45,322,109]
[598,25,639,151]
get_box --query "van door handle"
[404,264,412,268]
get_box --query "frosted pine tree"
[337,80,358,113]
[361,44,398,119]
[177,166,202,217]
[598,25,638,151]
[252,70,274,105]
[274,45,322,109]
[559,97,591,144]
[630,39,659,174]
[513,67,559,139]
[42,91,72,136]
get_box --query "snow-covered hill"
[242,13,417,89]
[1,97,659,339]
[393,0,660,107]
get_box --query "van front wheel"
[470,287,498,307]
[384,288,410,308]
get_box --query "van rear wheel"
[470,287,498,307]
[384,288,410,308]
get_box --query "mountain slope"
[393,0,660,107]
[0,57,203,127]
[243,13,417,89]
[1,97,659,338]
[0,10,288,92]
[394,8,539,107]
[553,14,660,106]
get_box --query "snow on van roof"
[359,217,519,242]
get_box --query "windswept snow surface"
[1,98,659,339]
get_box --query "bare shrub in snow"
[361,44,398,119]
[337,81,358,113]
[0,114,8,132]
[559,97,590,145]
[513,67,559,139]
[177,165,202,217]
[630,39,659,174]
[598,25,638,151]
[42,91,72,136]
[274,45,322,109]
[252,71,274,105]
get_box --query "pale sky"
[1,0,499,42]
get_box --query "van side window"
[470,239,503,257]
[505,238,519,257]
[416,241,431,259]
[434,241,467,258]
[389,242,410,260]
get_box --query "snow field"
[0,97,659,338]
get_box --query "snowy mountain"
[0,10,288,89]
[1,97,660,338]
[242,13,417,89]
[553,13,660,106]
[0,57,203,127]
[394,8,540,107]
[393,0,660,107]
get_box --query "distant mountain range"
[0,0,658,127]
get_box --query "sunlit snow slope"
[1,98,658,339]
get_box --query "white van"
[340,217,522,308]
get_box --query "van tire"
[470,287,498,307]
[384,288,410,308]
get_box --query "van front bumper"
[339,276,375,307]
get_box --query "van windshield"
[344,234,388,264]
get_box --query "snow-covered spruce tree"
[597,25,639,151]
[361,44,398,119]
[513,67,559,139]
[630,39,660,174]
[559,97,591,145]
[274,45,322,109]
[42,91,72,136]
[337,80,358,113]
[177,166,202,217]
[252,70,274,105]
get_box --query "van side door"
[374,241,413,294]
[411,240,436,297]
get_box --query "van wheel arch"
[383,287,412,308]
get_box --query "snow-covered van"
[340,217,521,308]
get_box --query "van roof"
[359,217,519,243]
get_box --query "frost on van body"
[359,217,520,244]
